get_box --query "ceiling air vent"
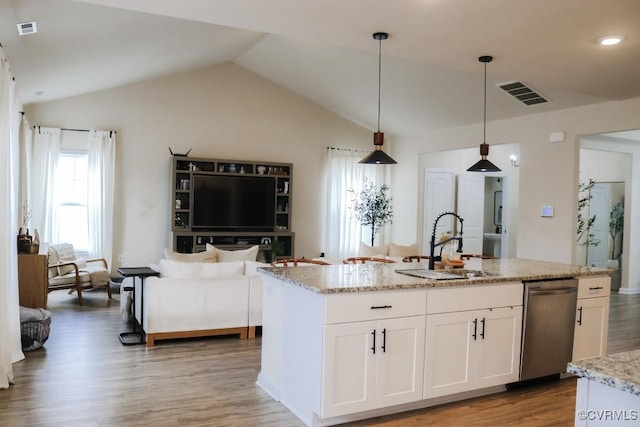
[496,80,549,106]
[17,21,37,36]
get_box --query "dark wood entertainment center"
[171,155,294,261]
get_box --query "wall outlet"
[118,254,124,263]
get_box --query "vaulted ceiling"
[1,0,638,139]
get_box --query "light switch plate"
[541,205,554,217]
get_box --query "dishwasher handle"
[528,287,577,296]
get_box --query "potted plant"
[271,239,286,262]
[577,179,599,264]
[607,199,624,269]
[349,178,393,246]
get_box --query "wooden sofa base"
[146,327,255,347]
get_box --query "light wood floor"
[2,289,639,426]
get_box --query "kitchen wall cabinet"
[322,315,425,418]
[423,282,523,399]
[572,276,611,361]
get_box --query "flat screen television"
[192,174,276,231]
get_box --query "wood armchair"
[47,243,112,305]
[342,256,396,264]
[271,258,330,267]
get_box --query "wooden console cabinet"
[18,253,49,308]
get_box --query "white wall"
[25,63,372,267]
[409,143,519,257]
[390,96,640,271]
[22,58,640,288]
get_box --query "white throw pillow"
[244,260,272,276]
[359,242,390,257]
[388,243,419,257]
[58,256,86,276]
[159,259,244,278]
[164,248,217,263]
[206,244,259,262]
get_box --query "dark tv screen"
[192,175,276,230]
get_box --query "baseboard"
[618,287,640,295]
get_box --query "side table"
[117,267,159,345]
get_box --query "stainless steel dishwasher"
[519,278,578,381]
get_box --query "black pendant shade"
[467,55,500,172]
[360,32,397,165]
[467,143,500,172]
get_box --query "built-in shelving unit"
[171,156,294,261]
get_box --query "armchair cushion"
[58,257,87,276]
[48,270,91,286]
[48,243,79,276]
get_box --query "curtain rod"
[327,146,370,153]
[33,126,116,137]
[62,128,90,132]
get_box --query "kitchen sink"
[395,268,497,280]
[450,269,498,278]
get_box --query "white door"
[423,311,474,398]
[474,306,523,388]
[457,173,485,254]
[586,183,610,268]
[322,321,377,417]
[423,169,455,254]
[375,316,426,408]
[572,297,610,361]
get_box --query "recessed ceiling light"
[598,35,623,46]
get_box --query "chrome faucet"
[429,211,464,270]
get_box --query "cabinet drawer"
[426,282,523,314]
[324,290,426,324]
[577,276,611,299]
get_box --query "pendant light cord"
[377,37,382,133]
[483,60,487,144]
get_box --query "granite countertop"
[258,258,611,294]
[567,350,640,396]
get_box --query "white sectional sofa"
[122,245,269,347]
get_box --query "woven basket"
[21,317,51,351]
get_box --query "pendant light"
[467,55,501,172]
[360,32,397,165]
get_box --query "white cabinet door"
[572,296,610,361]
[322,316,426,417]
[424,311,474,398]
[375,316,426,408]
[424,307,522,399]
[474,306,522,388]
[322,321,377,417]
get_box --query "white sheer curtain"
[324,147,390,258]
[28,127,61,242]
[87,131,116,269]
[1,47,24,389]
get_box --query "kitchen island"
[568,350,640,426]
[257,258,610,427]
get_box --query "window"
[325,148,390,258]
[54,152,89,252]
